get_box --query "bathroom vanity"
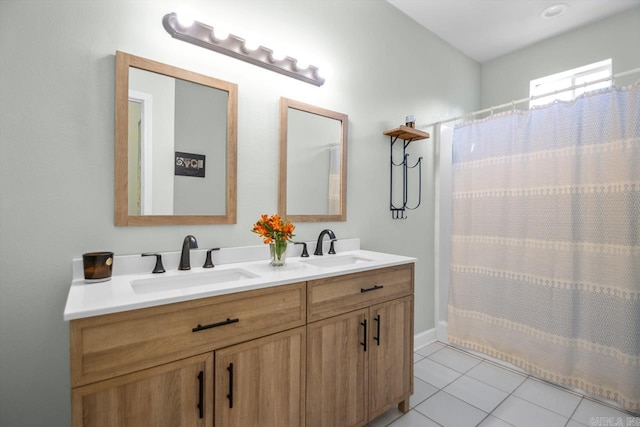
[65,240,415,427]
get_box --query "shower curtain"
[447,83,640,412]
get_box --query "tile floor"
[367,342,639,427]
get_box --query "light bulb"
[270,50,286,61]
[294,58,309,70]
[316,65,333,80]
[175,11,195,28]
[212,27,229,41]
[244,39,259,51]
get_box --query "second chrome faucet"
[179,235,198,270]
[143,235,219,274]
[314,229,337,256]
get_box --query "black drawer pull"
[192,317,239,332]
[374,314,381,346]
[360,319,367,352]
[197,371,204,418]
[227,363,234,409]
[360,285,384,293]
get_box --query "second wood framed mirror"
[278,98,348,222]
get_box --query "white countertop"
[63,239,415,320]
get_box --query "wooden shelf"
[383,125,430,141]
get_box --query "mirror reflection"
[115,51,238,226]
[128,68,228,216]
[278,98,348,222]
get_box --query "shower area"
[433,80,639,413]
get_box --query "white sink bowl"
[300,254,373,269]
[131,268,259,294]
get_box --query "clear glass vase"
[269,240,287,267]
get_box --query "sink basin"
[131,269,259,294]
[300,254,373,269]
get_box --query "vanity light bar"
[162,12,326,87]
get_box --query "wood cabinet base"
[70,264,414,427]
[306,264,414,427]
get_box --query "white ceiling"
[386,0,640,63]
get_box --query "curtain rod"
[425,66,640,129]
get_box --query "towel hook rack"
[383,125,430,219]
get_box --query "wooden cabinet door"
[306,309,368,427]
[214,327,306,427]
[368,296,414,419]
[71,353,213,427]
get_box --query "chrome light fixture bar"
[162,12,325,87]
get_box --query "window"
[529,59,612,107]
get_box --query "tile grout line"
[497,376,585,423]
[442,342,528,377]
[500,394,578,425]
[564,396,586,427]
[414,389,483,426]
[580,395,640,417]
[483,372,529,426]
[433,344,527,397]
[439,341,639,418]
[418,351,508,426]
[423,349,481,376]
[442,372,510,416]
[407,346,638,427]
[426,345,569,425]
[418,345,518,425]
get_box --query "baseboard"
[414,321,451,350]
[413,328,436,351]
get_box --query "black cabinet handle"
[192,317,239,333]
[197,371,204,419]
[374,314,381,346]
[360,319,367,352]
[227,363,234,409]
[361,284,384,293]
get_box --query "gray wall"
[481,6,640,108]
[173,79,228,215]
[0,0,479,424]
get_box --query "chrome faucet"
[178,235,198,270]
[314,229,337,256]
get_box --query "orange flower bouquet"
[252,214,295,266]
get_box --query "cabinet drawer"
[70,282,305,387]
[307,264,413,322]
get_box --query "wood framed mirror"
[278,98,348,222]
[114,51,237,225]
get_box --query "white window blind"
[529,59,612,108]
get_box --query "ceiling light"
[162,12,326,86]
[541,4,568,19]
